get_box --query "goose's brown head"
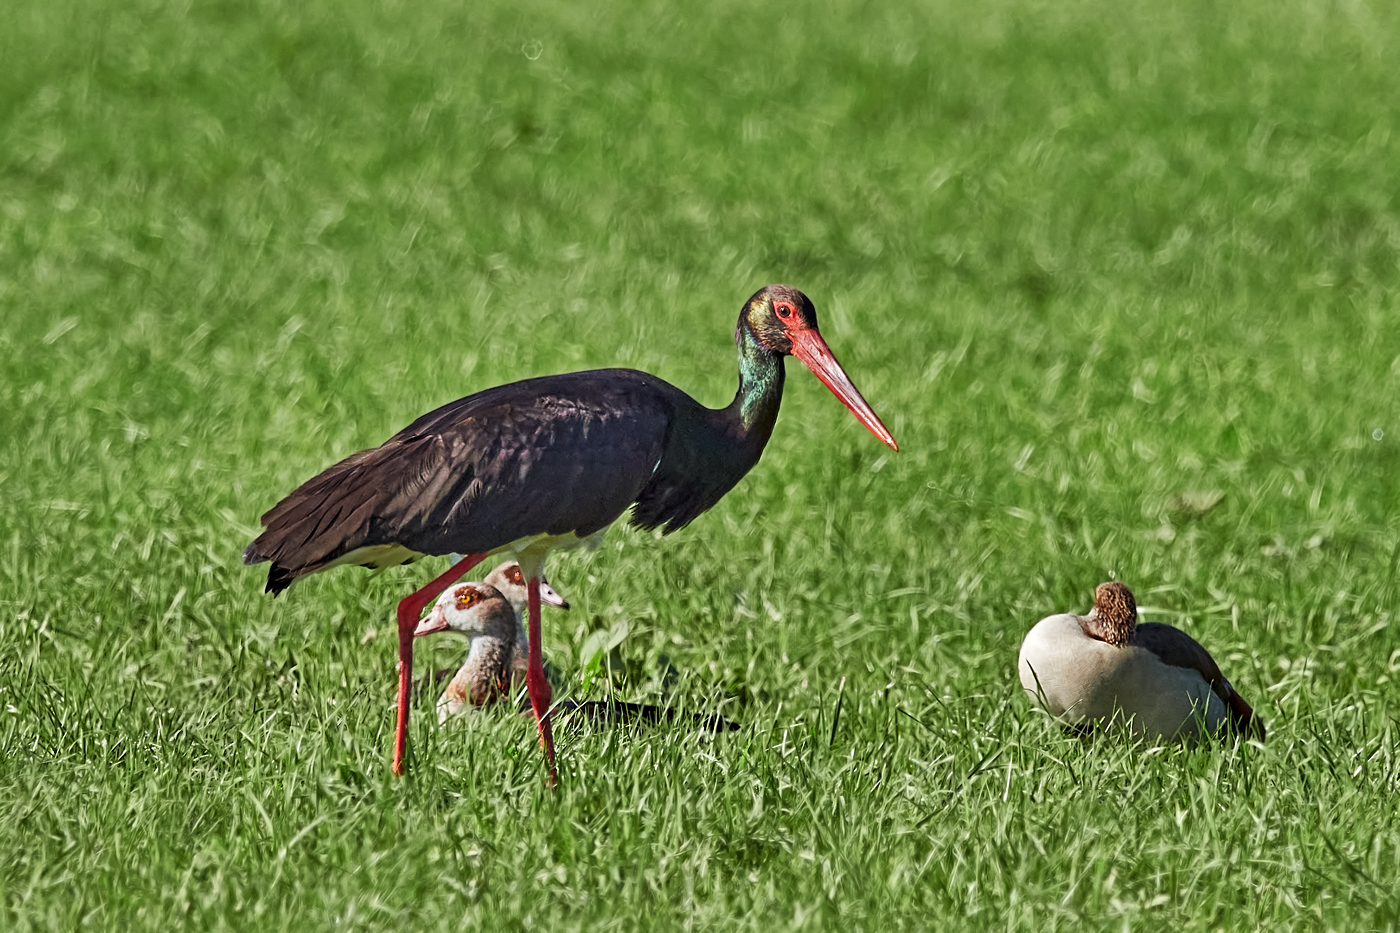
[1081,581,1138,647]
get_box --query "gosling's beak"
[539,580,569,610]
[413,604,450,637]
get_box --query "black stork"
[243,284,898,778]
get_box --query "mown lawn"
[2,0,1399,928]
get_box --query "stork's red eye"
[776,303,793,319]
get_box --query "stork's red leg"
[394,552,488,775]
[525,575,558,784]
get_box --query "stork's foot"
[537,711,558,788]
[525,644,557,784]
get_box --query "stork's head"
[739,284,899,451]
[413,583,517,640]
[482,561,570,616]
[1082,581,1139,648]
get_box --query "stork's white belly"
[448,526,610,572]
[328,543,423,572]
[329,525,611,581]
[1018,613,1228,742]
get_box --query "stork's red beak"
[413,605,450,637]
[788,329,899,451]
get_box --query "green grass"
[3,0,1400,927]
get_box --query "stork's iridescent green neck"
[732,322,786,432]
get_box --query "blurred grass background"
[2,0,1399,928]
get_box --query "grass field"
[3,0,1400,927]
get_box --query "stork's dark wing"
[243,370,673,593]
[1132,622,1264,740]
[630,375,779,535]
[629,406,760,535]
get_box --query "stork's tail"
[242,540,298,594]
[242,444,405,595]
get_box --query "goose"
[414,583,524,720]
[478,560,569,673]
[1018,581,1264,742]
[419,561,568,692]
[415,582,737,731]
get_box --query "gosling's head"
[481,562,570,614]
[413,583,517,641]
